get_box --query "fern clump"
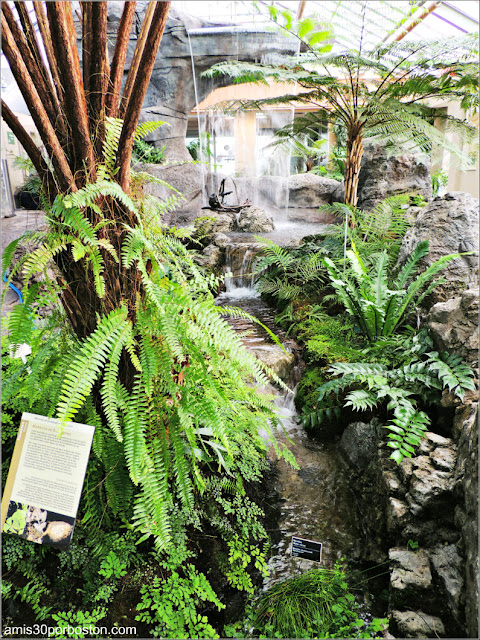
[304,330,475,463]
[1,118,298,633]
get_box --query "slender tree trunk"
[344,122,364,207]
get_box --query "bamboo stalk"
[1,14,76,193]
[116,2,170,191]
[106,1,136,118]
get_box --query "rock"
[430,447,456,472]
[387,498,410,533]
[407,465,454,514]
[452,402,478,637]
[357,141,431,210]
[397,193,479,303]
[140,161,205,225]
[212,233,229,248]
[194,212,235,235]
[250,344,295,382]
[429,544,464,622]
[390,610,445,638]
[237,206,274,233]
[286,174,341,222]
[196,244,221,269]
[428,288,479,367]
[389,548,432,593]
[339,421,378,469]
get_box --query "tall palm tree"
[203,5,478,206]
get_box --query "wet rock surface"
[342,422,473,637]
[237,206,274,233]
[397,192,479,303]
[390,610,445,638]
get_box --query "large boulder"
[428,288,479,367]
[357,141,431,210]
[140,162,206,225]
[237,206,274,233]
[397,192,479,303]
[286,173,342,222]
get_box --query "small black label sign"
[291,536,322,563]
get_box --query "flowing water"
[216,242,360,589]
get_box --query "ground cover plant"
[203,3,478,205]
[224,564,387,639]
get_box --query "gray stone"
[390,610,445,638]
[428,288,479,367]
[389,548,432,592]
[357,141,431,210]
[424,432,453,448]
[452,402,478,637]
[250,344,295,382]
[429,447,456,472]
[407,466,454,513]
[139,161,205,224]
[397,193,479,303]
[339,421,378,469]
[196,243,221,269]
[429,544,464,621]
[237,206,274,233]
[194,212,235,235]
[212,232,229,248]
[286,173,341,217]
[387,498,410,533]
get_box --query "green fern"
[308,336,475,463]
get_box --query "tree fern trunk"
[344,123,364,208]
[2,2,170,345]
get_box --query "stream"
[216,238,361,589]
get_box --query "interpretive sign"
[1,413,95,549]
[291,535,323,563]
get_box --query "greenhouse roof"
[174,0,479,49]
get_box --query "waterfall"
[222,243,261,299]
[186,29,207,206]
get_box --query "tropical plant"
[254,237,327,304]
[133,138,166,164]
[320,194,412,262]
[321,240,463,341]
[303,330,475,463]
[1,0,171,343]
[203,4,478,205]
[290,135,328,172]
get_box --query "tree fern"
[203,11,478,205]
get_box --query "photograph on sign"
[291,535,323,563]
[1,413,95,550]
